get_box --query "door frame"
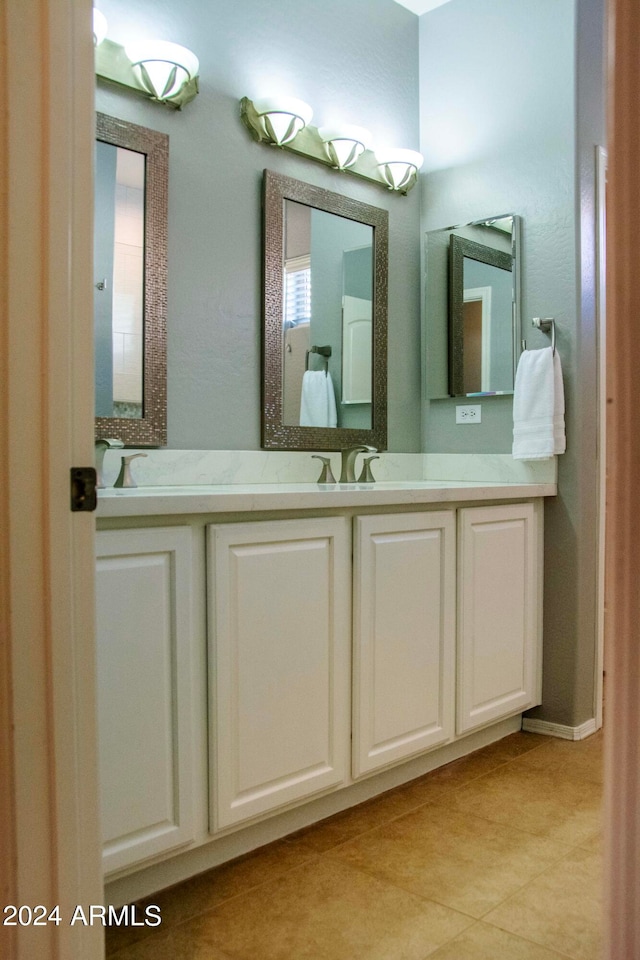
[595,145,607,731]
[1,1,103,958]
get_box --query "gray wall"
[96,0,422,451]
[420,0,578,451]
[419,0,605,726]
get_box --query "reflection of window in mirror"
[94,143,145,419]
[284,256,311,326]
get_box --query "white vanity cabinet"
[96,484,548,895]
[352,511,457,778]
[207,517,351,830]
[456,502,542,734]
[95,527,197,874]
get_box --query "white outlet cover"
[455,405,482,424]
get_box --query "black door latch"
[70,467,97,512]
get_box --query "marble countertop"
[96,479,557,518]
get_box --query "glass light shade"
[124,40,199,101]
[252,96,313,146]
[375,148,424,191]
[318,125,372,170]
[93,8,108,46]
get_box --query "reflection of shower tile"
[113,372,142,404]
[115,214,144,247]
[112,294,137,333]
[112,332,125,373]
[114,182,144,246]
[122,333,142,375]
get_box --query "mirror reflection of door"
[462,255,513,393]
[462,294,484,394]
[94,142,145,419]
[446,224,518,397]
[342,296,372,403]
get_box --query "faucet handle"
[358,456,380,483]
[114,453,147,489]
[311,455,336,484]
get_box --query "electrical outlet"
[456,404,482,424]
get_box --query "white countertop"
[96,479,557,518]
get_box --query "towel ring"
[305,344,332,372]
[531,317,556,355]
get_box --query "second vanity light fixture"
[240,95,422,194]
[94,7,200,108]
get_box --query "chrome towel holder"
[305,344,332,372]
[521,317,556,355]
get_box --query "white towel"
[512,346,566,460]
[299,370,337,428]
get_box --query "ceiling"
[392,0,452,14]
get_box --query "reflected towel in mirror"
[300,370,337,428]
[512,346,565,459]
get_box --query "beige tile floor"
[106,729,603,960]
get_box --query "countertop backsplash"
[98,448,556,490]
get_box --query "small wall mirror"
[94,113,168,445]
[425,214,521,398]
[262,170,388,451]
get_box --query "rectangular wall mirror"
[94,113,169,446]
[262,170,388,451]
[425,214,522,398]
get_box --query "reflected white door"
[342,295,372,404]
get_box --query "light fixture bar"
[240,97,419,195]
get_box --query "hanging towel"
[512,346,566,459]
[300,370,337,428]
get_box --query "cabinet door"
[457,502,542,735]
[96,527,195,874]
[352,511,456,778]
[209,517,350,830]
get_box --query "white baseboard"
[522,717,598,740]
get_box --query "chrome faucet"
[339,445,377,483]
[95,438,124,488]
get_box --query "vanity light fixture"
[318,124,372,170]
[124,39,200,103]
[240,96,420,194]
[93,8,108,46]
[251,96,314,146]
[375,148,424,192]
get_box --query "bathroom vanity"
[96,476,553,905]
